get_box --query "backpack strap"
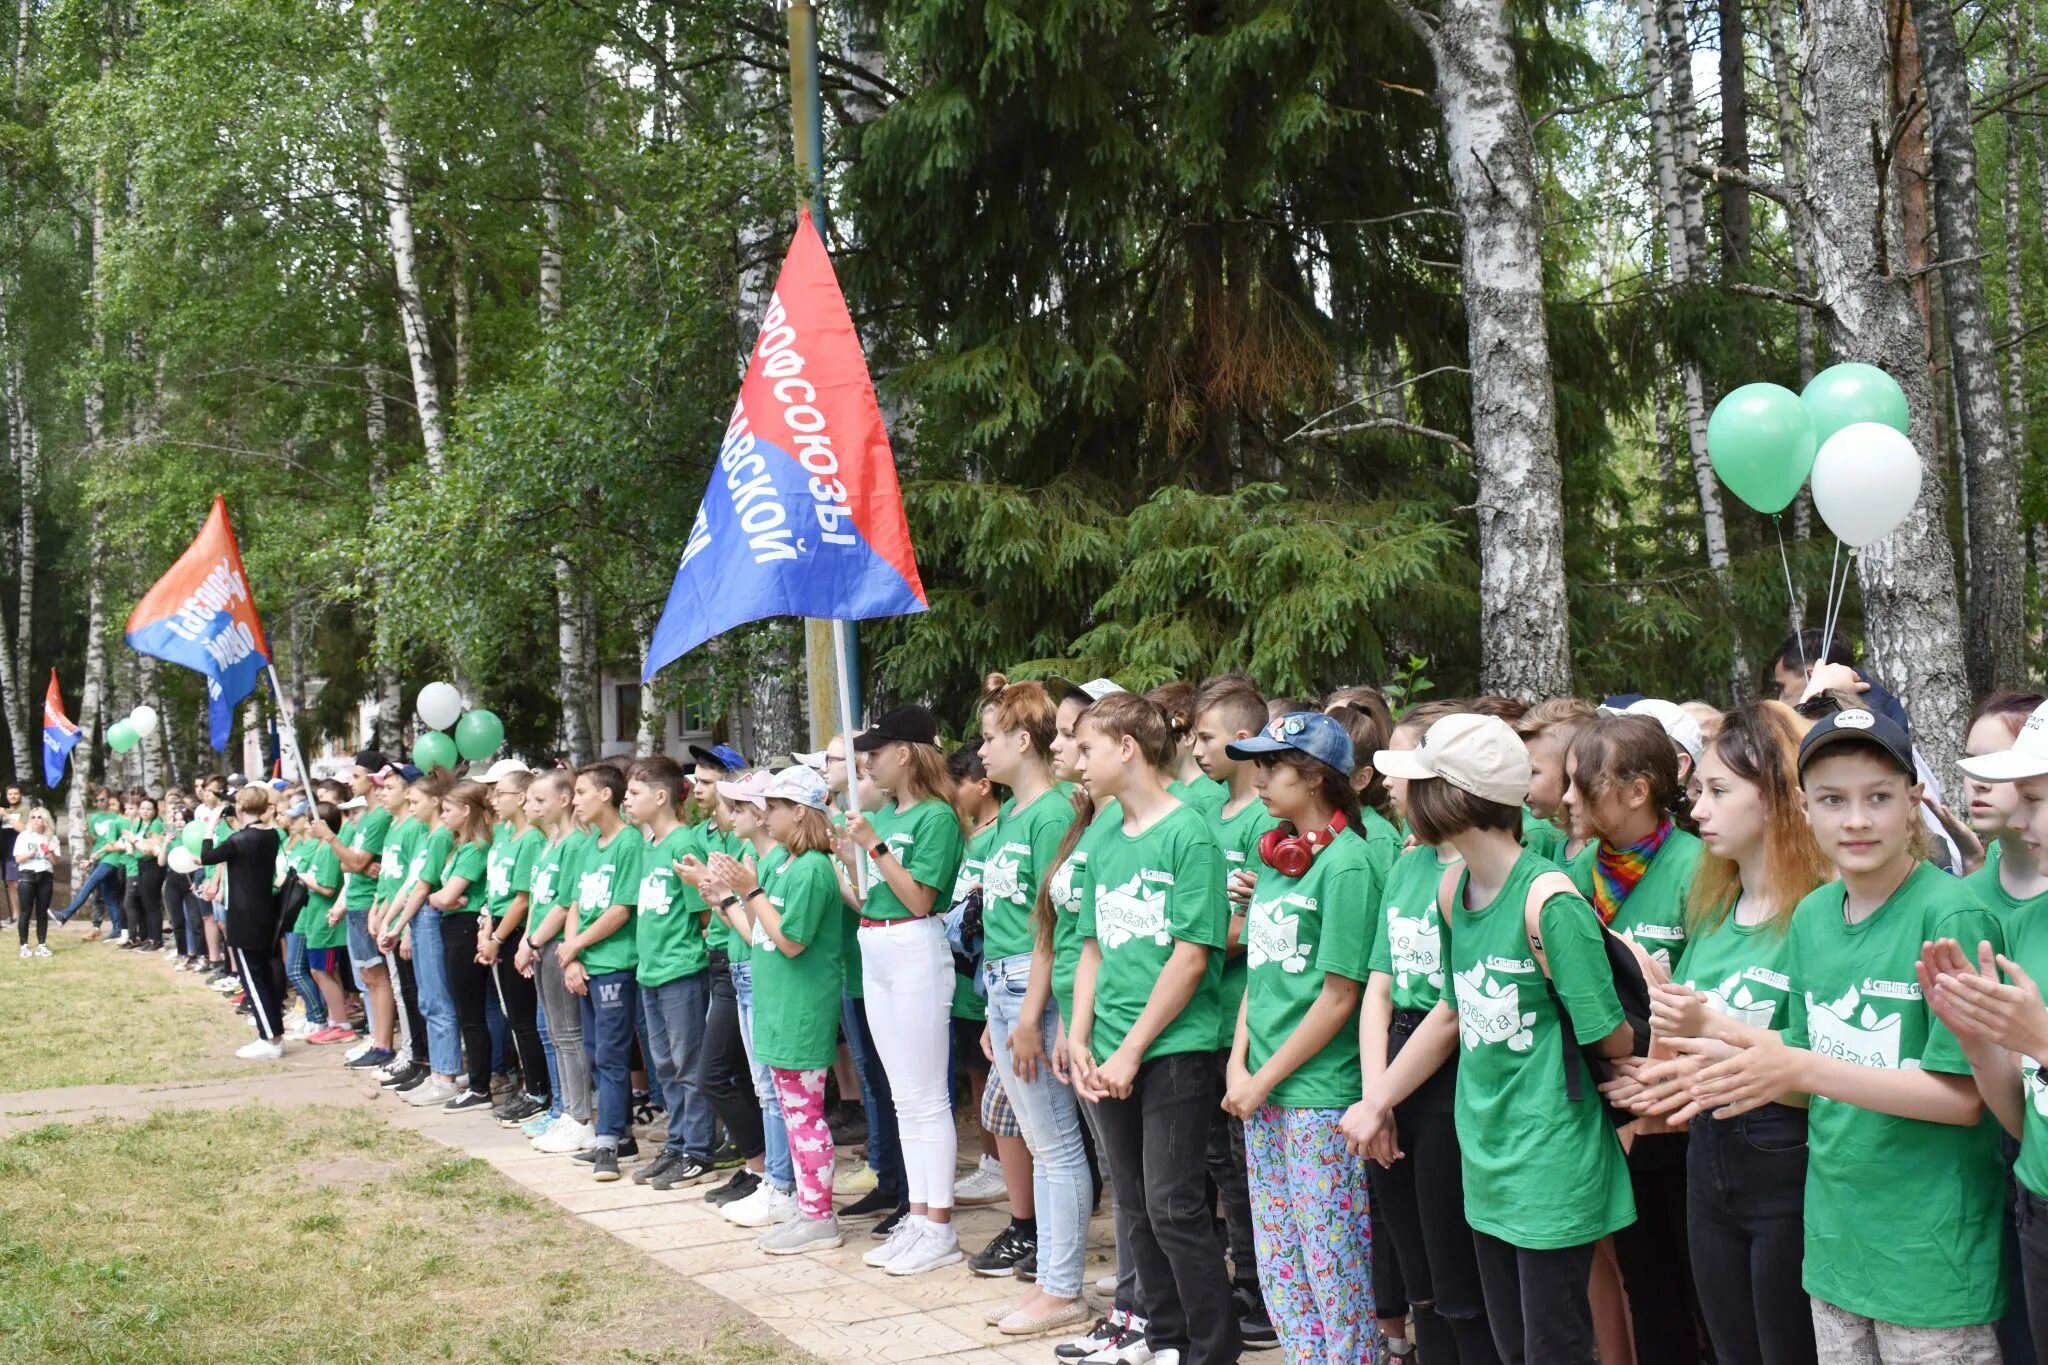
[1519,871,1584,981]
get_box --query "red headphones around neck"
[1259,810,1349,879]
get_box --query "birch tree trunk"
[10,352,32,710]
[0,280,27,781]
[534,134,594,763]
[1765,0,1816,544]
[363,314,404,755]
[634,618,661,758]
[1717,0,1750,267]
[1401,0,1571,699]
[1907,0,2024,693]
[2004,13,2028,462]
[1801,0,1970,779]
[362,7,446,476]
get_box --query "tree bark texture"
[1718,0,1750,267]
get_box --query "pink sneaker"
[308,1025,355,1045]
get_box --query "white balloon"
[128,705,159,738]
[167,848,200,876]
[416,681,464,732]
[1810,422,1923,548]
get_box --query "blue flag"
[124,496,271,750]
[644,212,926,681]
[42,669,81,789]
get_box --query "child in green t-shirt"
[1069,692,1237,1364]
[558,764,645,1181]
[1223,710,1381,1362]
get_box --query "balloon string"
[1775,516,1802,660]
[1818,540,1841,668]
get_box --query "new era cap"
[1798,707,1915,779]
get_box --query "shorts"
[346,909,380,968]
[4,858,17,883]
[980,1070,1020,1138]
[306,947,342,973]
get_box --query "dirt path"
[0,968,1116,1364]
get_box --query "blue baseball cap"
[1226,710,1355,777]
[689,743,747,772]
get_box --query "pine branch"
[1901,252,1989,279]
[1682,161,1791,206]
[1294,416,1473,457]
[1730,282,1833,314]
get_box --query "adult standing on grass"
[14,806,56,956]
[200,783,286,1060]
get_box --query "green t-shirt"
[86,810,122,862]
[374,816,419,909]
[950,821,1001,1021]
[1357,805,1401,881]
[636,825,709,988]
[424,830,487,915]
[1078,802,1227,1063]
[750,847,850,1070]
[1998,865,2048,1200]
[342,807,392,911]
[1369,844,1459,1011]
[400,823,441,909]
[1167,775,1228,820]
[1243,826,1378,1107]
[982,788,1078,964]
[1966,842,2048,930]
[527,833,576,938]
[717,832,761,965]
[134,818,166,863]
[1781,862,2007,1327]
[698,825,743,956]
[1521,808,1568,863]
[302,841,347,949]
[1448,849,1635,1249]
[1673,904,1797,1032]
[104,815,139,874]
[1211,794,1281,1050]
[1565,827,1702,975]
[1048,798,1120,1022]
[573,826,645,977]
[860,799,965,923]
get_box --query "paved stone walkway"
[0,1003,1118,1364]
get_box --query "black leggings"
[491,952,548,1101]
[125,861,166,943]
[698,956,763,1159]
[395,947,430,1066]
[438,912,493,1096]
[17,870,50,944]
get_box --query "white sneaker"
[235,1038,285,1060]
[886,1219,963,1276]
[403,1077,460,1107]
[1080,1317,1152,1365]
[33,944,50,958]
[108,932,128,946]
[1094,1272,1118,1296]
[533,1117,595,1154]
[285,1019,322,1041]
[953,1155,1007,1206]
[863,1216,925,1268]
[721,1183,798,1228]
[17,944,29,958]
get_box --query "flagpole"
[264,663,314,798]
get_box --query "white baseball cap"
[474,758,533,784]
[715,771,774,809]
[337,795,368,811]
[1957,700,2048,783]
[1375,714,1533,806]
[764,765,831,811]
[1598,698,1705,765]
[793,749,828,771]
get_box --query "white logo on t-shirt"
[1805,984,1912,1070]
[1454,963,1534,1052]
[1051,854,1087,916]
[983,848,1025,904]
[638,871,674,917]
[578,865,615,914]
[1696,971,1779,1029]
[1094,873,1172,949]
[1246,894,1313,973]
[1385,903,1443,990]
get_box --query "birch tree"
[535,134,595,765]
[1392,0,1571,699]
[1908,0,2025,693]
[1800,0,1970,777]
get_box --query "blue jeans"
[579,969,639,1143]
[536,982,563,1120]
[408,909,462,1075]
[843,991,906,1203]
[731,959,793,1191]
[642,970,717,1160]
[283,931,325,1023]
[985,951,1090,1298]
[59,862,123,927]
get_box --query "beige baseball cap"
[1374,713,1532,806]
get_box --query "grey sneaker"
[759,1214,844,1256]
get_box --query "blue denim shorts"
[346,909,380,967]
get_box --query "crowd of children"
[26,628,2048,1365]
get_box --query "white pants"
[859,916,957,1210]
[1811,1298,2000,1365]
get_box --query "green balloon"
[453,709,505,761]
[414,730,458,773]
[107,719,140,753]
[181,822,206,856]
[1802,363,1909,447]
[1705,382,1817,514]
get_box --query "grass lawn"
[0,1105,812,1364]
[0,932,247,1091]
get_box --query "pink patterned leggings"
[770,1067,834,1219]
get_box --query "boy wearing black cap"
[1671,708,2008,1362]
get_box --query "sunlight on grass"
[0,1106,811,1364]
[0,938,246,1091]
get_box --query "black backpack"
[1437,866,1652,1127]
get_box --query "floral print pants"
[770,1067,834,1220]
[1810,1298,1999,1365]
[1245,1104,1380,1365]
